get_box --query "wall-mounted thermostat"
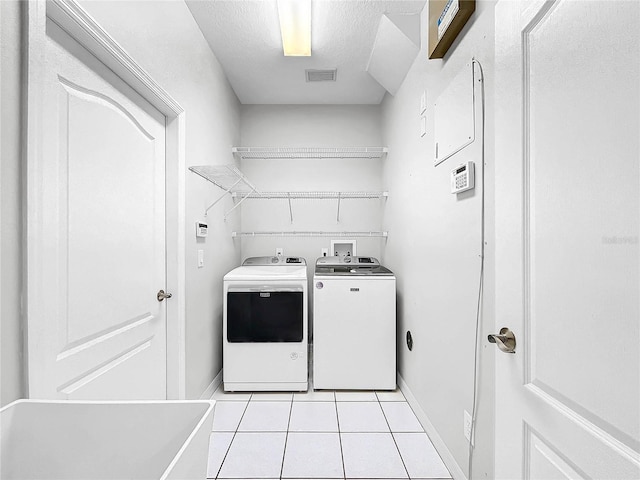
[195,221,208,238]
[451,161,475,194]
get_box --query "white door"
[27,19,168,400]
[494,1,640,478]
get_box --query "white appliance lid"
[224,264,308,281]
[314,256,393,276]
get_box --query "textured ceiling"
[186,0,426,105]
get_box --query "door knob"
[488,327,516,353]
[157,290,173,302]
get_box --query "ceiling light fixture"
[277,0,311,56]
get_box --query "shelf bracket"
[224,186,257,221]
[336,193,342,223]
[287,193,294,224]
[204,177,244,217]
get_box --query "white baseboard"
[398,374,467,480]
[199,369,223,400]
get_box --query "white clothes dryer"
[313,256,396,390]
[223,256,308,392]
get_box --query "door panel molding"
[521,0,558,389]
[56,313,154,361]
[59,76,156,140]
[521,0,639,451]
[525,384,640,465]
[495,0,640,477]
[47,0,183,117]
[26,0,186,399]
[524,423,587,480]
[57,337,153,395]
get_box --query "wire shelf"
[232,231,388,238]
[232,146,388,160]
[189,163,390,226]
[231,191,388,199]
[188,165,256,193]
[189,164,258,218]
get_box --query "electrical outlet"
[275,247,284,256]
[321,248,329,257]
[464,410,473,444]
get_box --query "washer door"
[226,289,303,342]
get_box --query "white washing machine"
[223,256,308,391]
[313,256,396,390]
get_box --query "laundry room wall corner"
[76,0,242,400]
[381,1,496,478]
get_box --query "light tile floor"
[207,383,451,479]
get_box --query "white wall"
[381,2,496,478]
[0,0,25,407]
[239,105,385,273]
[55,0,241,399]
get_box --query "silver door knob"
[157,290,173,302]
[488,327,516,353]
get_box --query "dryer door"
[227,287,303,342]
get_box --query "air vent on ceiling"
[305,69,337,82]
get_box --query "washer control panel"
[316,256,379,267]
[243,256,306,266]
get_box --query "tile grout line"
[279,395,295,480]
[214,396,252,480]
[229,430,288,433]
[334,394,347,480]
[378,394,412,480]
